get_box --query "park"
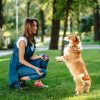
[0,0,100,100]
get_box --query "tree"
[0,0,6,49]
[61,0,73,55]
[30,0,50,42]
[40,9,45,42]
[49,0,60,50]
[79,15,93,33]
[93,0,100,41]
[49,0,72,51]
[27,2,30,17]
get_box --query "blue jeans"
[18,59,48,80]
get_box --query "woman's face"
[32,21,38,34]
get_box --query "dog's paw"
[55,56,63,62]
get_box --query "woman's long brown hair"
[23,18,39,46]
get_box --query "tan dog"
[56,34,91,95]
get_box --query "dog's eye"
[64,41,69,45]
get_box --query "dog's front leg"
[55,56,63,62]
[63,55,70,63]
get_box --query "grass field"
[0,50,100,100]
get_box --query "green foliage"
[54,0,67,19]
[0,50,100,100]
[79,15,93,32]
[54,0,95,20]
[70,0,95,32]
[2,0,99,43]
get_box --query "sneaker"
[19,80,26,87]
[34,81,48,88]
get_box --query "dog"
[56,34,91,95]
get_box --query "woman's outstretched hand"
[34,67,43,76]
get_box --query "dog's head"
[63,34,80,45]
[63,34,82,55]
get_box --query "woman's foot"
[19,80,26,87]
[34,81,48,88]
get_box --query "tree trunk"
[27,2,30,17]
[0,0,4,49]
[93,0,100,41]
[61,16,68,55]
[40,9,45,42]
[76,0,80,34]
[0,0,4,28]
[61,0,73,55]
[49,0,60,50]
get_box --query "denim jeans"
[18,59,48,80]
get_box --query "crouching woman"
[8,18,49,88]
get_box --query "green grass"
[0,50,100,100]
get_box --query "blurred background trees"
[49,0,60,50]
[0,0,6,49]
[0,0,100,50]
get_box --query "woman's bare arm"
[18,40,43,75]
[30,55,42,60]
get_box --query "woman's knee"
[40,59,49,69]
[30,59,41,67]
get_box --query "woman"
[8,18,49,88]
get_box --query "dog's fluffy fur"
[56,34,91,95]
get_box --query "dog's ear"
[73,35,79,44]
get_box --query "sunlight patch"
[0,58,10,62]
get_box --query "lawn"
[0,50,100,100]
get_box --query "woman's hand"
[34,67,43,76]
[41,54,49,61]
[39,56,45,61]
